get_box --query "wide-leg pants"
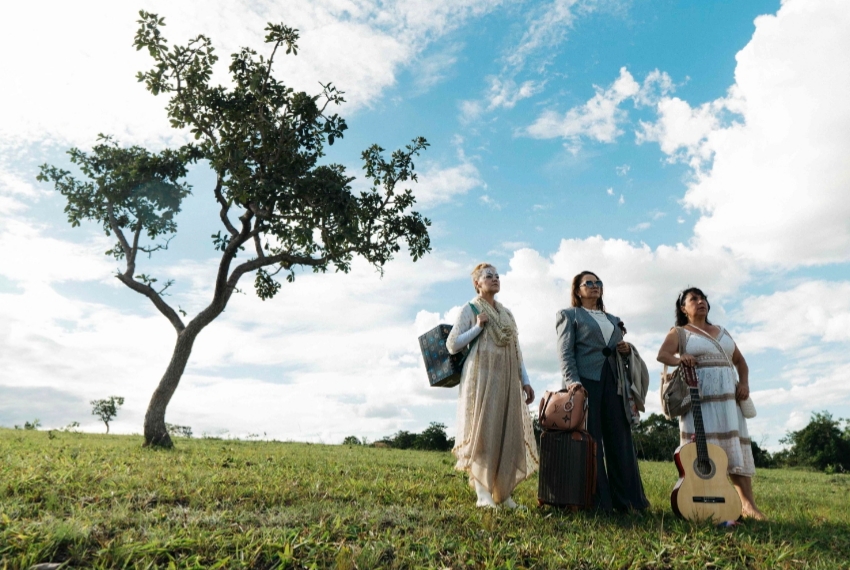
[580,360,649,511]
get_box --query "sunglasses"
[580,280,603,288]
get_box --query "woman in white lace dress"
[657,287,766,520]
[446,263,539,508]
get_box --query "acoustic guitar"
[670,364,742,523]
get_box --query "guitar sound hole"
[693,458,717,480]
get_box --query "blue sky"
[1,0,848,449]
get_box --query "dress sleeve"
[555,309,580,386]
[520,361,530,386]
[446,304,481,355]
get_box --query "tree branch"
[214,177,238,236]
[116,273,185,333]
[105,201,134,273]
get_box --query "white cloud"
[629,222,651,232]
[479,194,502,210]
[618,194,625,205]
[638,0,850,267]
[415,161,485,207]
[525,67,640,143]
[460,77,544,122]
[732,281,850,353]
[0,0,504,149]
[504,0,582,72]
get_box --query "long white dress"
[447,298,539,503]
[679,328,755,477]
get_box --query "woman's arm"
[555,309,580,385]
[732,345,750,400]
[446,304,483,354]
[657,328,696,367]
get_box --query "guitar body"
[670,364,742,523]
[672,441,742,522]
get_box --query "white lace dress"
[447,299,539,503]
[679,328,755,477]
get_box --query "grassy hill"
[1,428,848,569]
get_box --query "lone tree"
[38,12,431,448]
[91,396,125,434]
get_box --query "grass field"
[1,428,849,569]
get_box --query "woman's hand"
[522,384,535,405]
[476,313,489,328]
[735,382,750,401]
[678,353,697,367]
[616,341,631,355]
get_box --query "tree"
[415,422,452,451]
[779,411,850,472]
[91,396,125,434]
[342,436,362,446]
[38,12,431,448]
[166,423,193,438]
[632,413,680,462]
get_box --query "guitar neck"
[686,370,711,471]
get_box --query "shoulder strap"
[686,324,734,367]
[466,302,482,353]
[675,326,687,354]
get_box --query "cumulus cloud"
[732,281,850,353]
[525,67,640,143]
[638,0,850,267]
[414,161,485,207]
[0,0,504,149]
[524,68,674,147]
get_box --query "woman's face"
[476,267,500,295]
[577,273,602,301]
[681,292,709,321]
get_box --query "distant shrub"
[632,413,679,462]
[375,422,455,451]
[751,440,776,468]
[415,422,452,451]
[342,436,362,445]
[14,419,41,431]
[166,423,193,438]
[779,411,850,472]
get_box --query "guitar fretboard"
[686,368,712,476]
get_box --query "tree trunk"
[105,421,109,434]
[143,326,202,448]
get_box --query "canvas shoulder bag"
[660,326,691,420]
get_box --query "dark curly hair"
[675,287,713,327]
[571,271,605,312]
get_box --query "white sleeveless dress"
[679,328,756,477]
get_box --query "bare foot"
[742,506,767,520]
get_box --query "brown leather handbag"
[538,383,588,431]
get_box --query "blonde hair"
[471,262,496,294]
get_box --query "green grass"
[1,429,848,569]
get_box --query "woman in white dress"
[656,287,766,520]
[446,263,539,508]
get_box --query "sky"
[1,0,848,449]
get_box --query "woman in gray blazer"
[555,270,649,511]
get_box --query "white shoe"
[502,497,518,509]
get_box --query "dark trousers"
[581,361,649,511]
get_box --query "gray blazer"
[556,307,624,385]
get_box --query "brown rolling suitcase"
[537,429,597,509]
